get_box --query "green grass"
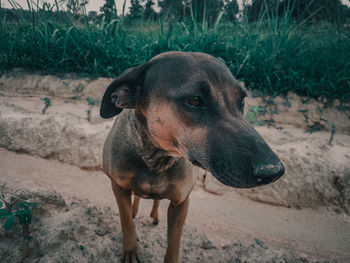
[1,4,350,101]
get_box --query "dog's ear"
[100,63,150,118]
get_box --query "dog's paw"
[121,250,140,263]
[122,237,139,263]
[150,212,159,225]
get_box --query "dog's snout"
[253,162,284,185]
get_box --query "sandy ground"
[0,148,349,263]
[1,95,350,210]
[1,73,350,262]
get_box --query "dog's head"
[101,52,284,188]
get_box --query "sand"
[1,72,350,262]
[0,148,349,262]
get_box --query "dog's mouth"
[189,158,252,187]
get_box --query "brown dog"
[100,52,284,263]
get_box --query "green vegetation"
[0,193,36,238]
[71,83,84,100]
[245,105,267,126]
[0,0,349,101]
[329,123,336,145]
[86,97,101,122]
[41,97,51,114]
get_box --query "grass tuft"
[0,1,349,101]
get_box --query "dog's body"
[100,52,284,262]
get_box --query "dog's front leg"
[164,197,189,263]
[111,180,139,263]
[132,195,140,219]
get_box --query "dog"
[100,52,284,263]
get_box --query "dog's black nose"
[253,162,285,185]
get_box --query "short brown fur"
[100,52,284,263]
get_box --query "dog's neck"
[131,110,179,172]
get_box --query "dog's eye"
[183,97,205,107]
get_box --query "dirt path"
[0,147,349,262]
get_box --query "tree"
[158,0,184,21]
[129,0,143,19]
[245,0,348,23]
[278,0,346,23]
[223,0,239,22]
[67,0,89,15]
[100,0,117,23]
[244,0,280,22]
[158,0,225,24]
[88,11,97,19]
[144,0,156,20]
[188,0,224,26]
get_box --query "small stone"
[332,99,341,107]
[96,228,108,236]
[199,234,216,250]
[222,245,230,250]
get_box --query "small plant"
[305,122,325,134]
[41,97,51,114]
[0,193,36,239]
[245,105,266,126]
[86,97,101,122]
[71,84,84,100]
[329,123,336,145]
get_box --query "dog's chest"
[106,111,196,203]
[129,166,195,204]
[131,173,169,199]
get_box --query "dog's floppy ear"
[100,63,150,119]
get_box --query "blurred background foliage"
[0,0,349,101]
